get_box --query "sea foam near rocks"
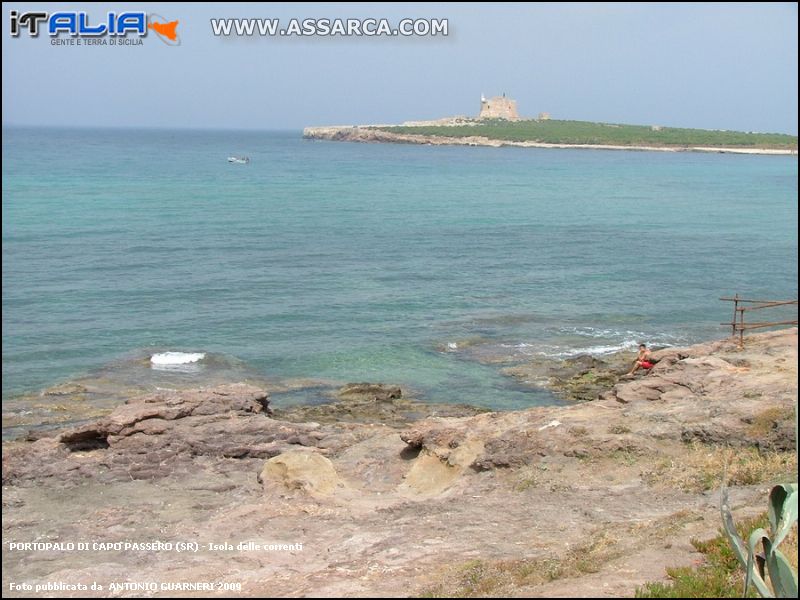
[150,352,206,370]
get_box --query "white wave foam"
[150,352,206,366]
[439,327,687,361]
[557,326,688,344]
[544,341,641,358]
[558,326,646,339]
[482,340,643,359]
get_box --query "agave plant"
[721,481,798,597]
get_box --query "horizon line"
[3,121,797,137]
[1,123,302,133]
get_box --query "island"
[304,94,798,155]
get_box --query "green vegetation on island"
[374,119,798,149]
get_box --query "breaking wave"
[150,352,206,367]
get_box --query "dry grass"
[511,464,558,493]
[608,424,632,435]
[627,508,704,541]
[513,470,539,492]
[611,449,639,466]
[421,529,620,597]
[746,405,794,437]
[643,443,797,492]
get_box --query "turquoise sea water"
[2,128,797,413]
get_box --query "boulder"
[337,383,402,402]
[259,451,342,495]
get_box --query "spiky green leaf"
[764,538,799,598]
[721,484,749,568]
[769,484,798,548]
[746,528,774,598]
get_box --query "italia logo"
[9,10,180,45]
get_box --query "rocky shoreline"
[303,126,799,155]
[2,329,797,597]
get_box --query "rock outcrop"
[2,329,796,598]
[273,382,486,426]
[3,383,371,484]
[397,331,797,474]
[259,451,344,496]
[503,352,631,401]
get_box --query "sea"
[2,127,797,427]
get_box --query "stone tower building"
[479,94,519,120]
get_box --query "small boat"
[227,156,250,164]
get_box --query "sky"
[2,2,798,133]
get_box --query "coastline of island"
[303,112,799,155]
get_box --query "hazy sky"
[2,2,797,133]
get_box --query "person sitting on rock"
[624,343,655,378]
